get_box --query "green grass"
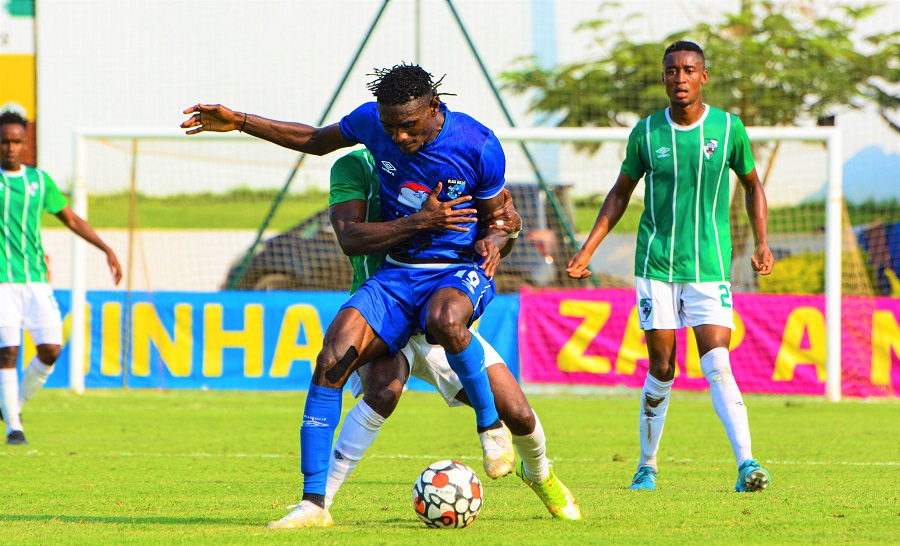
[2,389,897,544]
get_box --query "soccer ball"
[412,460,483,529]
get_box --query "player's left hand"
[107,251,123,286]
[181,103,239,134]
[475,238,501,278]
[751,242,774,275]
[484,189,522,234]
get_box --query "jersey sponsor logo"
[639,298,652,323]
[398,182,432,210]
[381,161,397,176]
[704,139,719,160]
[445,178,467,199]
[655,146,671,159]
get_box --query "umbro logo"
[302,416,328,428]
[655,147,671,159]
[381,161,396,176]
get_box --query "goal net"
[64,125,897,400]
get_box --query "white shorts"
[635,277,735,331]
[348,329,503,407]
[0,283,63,347]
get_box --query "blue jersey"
[339,102,506,267]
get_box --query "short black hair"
[366,63,451,106]
[663,41,705,64]
[0,110,28,130]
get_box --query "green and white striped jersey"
[620,105,755,283]
[0,166,68,283]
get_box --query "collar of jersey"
[665,103,709,131]
[0,167,26,178]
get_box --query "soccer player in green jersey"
[0,110,122,445]
[567,41,775,493]
[289,149,579,527]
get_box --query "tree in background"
[500,0,899,292]
[501,0,899,132]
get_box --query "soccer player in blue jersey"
[567,42,774,493]
[183,64,517,527]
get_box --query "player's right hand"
[181,103,239,134]
[416,182,478,232]
[566,250,593,280]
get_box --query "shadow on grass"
[0,514,260,526]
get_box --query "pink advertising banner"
[519,287,900,398]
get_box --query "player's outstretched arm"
[330,182,477,256]
[566,172,638,279]
[54,207,123,285]
[737,168,774,275]
[181,103,352,156]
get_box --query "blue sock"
[300,383,343,496]
[445,335,499,429]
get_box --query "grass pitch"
[2,388,897,545]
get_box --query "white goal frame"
[69,126,843,401]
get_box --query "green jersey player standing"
[0,110,122,445]
[567,41,775,493]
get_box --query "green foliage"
[2,389,898,544]
[501,0,900,131]
[43,189,329,230]
[757,251,825,293]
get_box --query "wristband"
[239,112,247,132]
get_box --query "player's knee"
[0,346,18,368]
[313,347,355,388]
[363,386,402,419]
[498,404,535,436]
[700,346,732,384]
[36,344,60,365]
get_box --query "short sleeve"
[329,151,374,207]
[473,133,506,200]
[619,122,647,181]
[41,171,68,214]
[339,102,379,146]
[730,116,755,176]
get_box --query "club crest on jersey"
[398,181,432,210]
[381,161,396,176]
[639,298,652,323]
[704,139,719,160]
[445,178,467,199]
[655,146,671,159]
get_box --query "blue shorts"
[341,263,495,355]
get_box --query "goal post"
[495,125,844,402]
[68,126,844,401]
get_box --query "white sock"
[325,400,385,507]
[511,411,550,482]
[637,374,673,471]
[0,368,23,434]
[19,358,53,407]
[701,347,753,466]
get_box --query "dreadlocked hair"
[366,63,453,105]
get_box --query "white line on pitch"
[1,452,898,466]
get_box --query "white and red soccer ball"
[412,460,483,529]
